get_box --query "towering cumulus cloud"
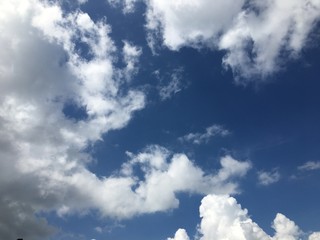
[145,0,320,82]
[169,194,320,240]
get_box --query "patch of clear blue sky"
[57,1,320,239]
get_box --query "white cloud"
[145,0,244,51]
[0,1,252,238]
[309,232,320,240]
[169,194,319,240]
[158,67,185,101]
[179,125,230,144]
[117,146,251,215]
[107,0,139,14]
[122,40,142,81]
[258,169,281,186]
[298,161,320,171]
[219,0,320,82]
[272,213,301,240]
[144,0,320,82]
[0,0,144,238]
[167,229,190,240]
[94,222,125,234]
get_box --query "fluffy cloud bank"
[0,0,252,238]
[0,0,145,238]
[169,194,320,240]
[144,0,320,82]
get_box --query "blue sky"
[1,0,320,239]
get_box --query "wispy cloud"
[298,161,320,171]
[157,67,186,101]
[107,0,138,14]
[257,169,281,186]
[179,125,230,144]
[94,222,125,234]
[122,40,142,81]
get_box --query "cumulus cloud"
[309,232,320,240]
[0,0,252,238]
[258,169,281,186]
[118,146,251,214]
[0,0,144,238]
[169,194,320,240]
[298,161,320,171]
[167,229,190,240]
[220,0,320,82]
[144,0,320,82]
[179,125,230,144]
[145,0,244,51]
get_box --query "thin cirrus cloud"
[142,0,320,82]
[108,0,137,14]
[257,169,281,186]
[168,194,320,240]
[179,125,230,145]
[157,67,186,101]
[298,161,320,171]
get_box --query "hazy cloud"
[158,67,185,101]
[122,40,142,81]
[179,125,230,144]
[298,161,320,171]
[107,0,138,13]
[258,169,281,186]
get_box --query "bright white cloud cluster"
[118,146,251,215]
[145,0,244,51]
[0,0,144,238]
[0,0,250,224]
[179,125,230,145]
[0,0,251,238]
[144,0,320,82]
[167,229,190,240]
[169,194,320,240]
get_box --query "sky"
[1,0,320,239]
